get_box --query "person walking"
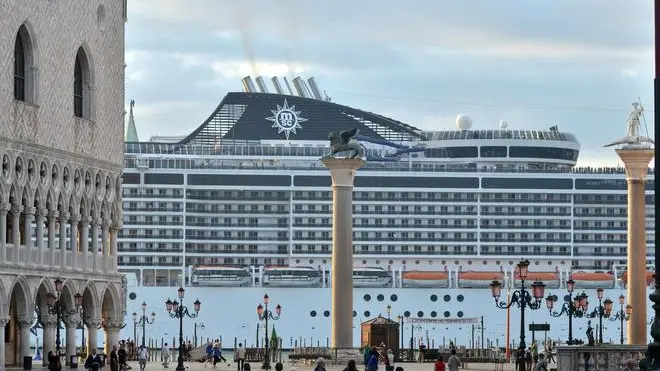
[235,343,246,371]
[137,346,148,371]
[204,341,214,367]
[447,349,461,371]
[109,345,120,371]
[161,343,170,368]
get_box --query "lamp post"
[584,288,607,344]
[409,324,422,351]
[386,305,392,351]
[396,315,404,351]
[605,294,632,345]
[46,278,83,356]
[257,294,281,370]
[194,322,205,347]
[489,259,546,350]
[132,301,156,348]
[165,287,201,371]
[545,280,588,345]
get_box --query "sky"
[124,0,655,167]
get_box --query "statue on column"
[323,128,365,159]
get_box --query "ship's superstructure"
[116,77,655,347]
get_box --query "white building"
[0,0,127,366]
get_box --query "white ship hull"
[119,285,655,348]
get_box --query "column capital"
[23,206,36,216]
[36,208,49,219]
[11,205,24,214]
[59,211,70,221]
[17,315,34,328]
[103,318,125,330]
[81,215,92,224]
[85,317,102,328]
[101,219,112,228]
[0,317,9,327]
[69,213,81,223]
[615,148,655,181]
[320,157,366,186]
[0,204,9,212]
[64,313,80,327]
[41,313,59,328]
[47,210,59,219]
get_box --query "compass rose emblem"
[265,99,308,139]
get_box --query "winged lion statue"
[322,128,365,159]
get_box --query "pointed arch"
[74,45,94,119]
[20,185,30,208]
[33,188,42,210]
[8,275,31,316]
[101,283,121,319]
[8,185,17,206]
[46,189,54,211]
[79,197,87,218]
[14,22,38,103]
[81,281,101,319]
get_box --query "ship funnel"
[255,76,269,93]
[271,77,284,95]
[292,76,309,98]
[282,76,294,95]
[241,76,257,93]
[307,77,322,100]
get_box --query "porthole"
[441,260,446,265]
[430,294,438,302]
[390,294,398,302]
[323,310,330,317]
[322,259,327,264]
[376,294,384,302]
[443,295,451,302]
[364,311,371,317]
[128,292,137,300]
[404,311,410,318]
[454,260,459,265]
[309,259,314,264]
[362,260,367,264]
[467,260,472,265]
[457,295,464,302]
[430,311,437,318]
[296,259,300,263]
[457,311,464,318]
[415,260,419,264]
[417,311,424,317]
[376,260,380,264]
[389,260,393,264]
[402,260,407,264]
[483,260,487,265]
[363,294,371,302]
[535,261,539,265]
[353,311,357,318]
[548,261,553,265]
[443,311,450,318]
[310,310,317,317]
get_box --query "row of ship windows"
[309,309,464,319]
[122,203,649,217]
[124,189,652,205]
[124,216,636,231]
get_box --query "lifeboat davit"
[619,270,654,286]
[514,272,560,289]
[570,271,615,289]
[401,271,449,288]
[458,271,504,288]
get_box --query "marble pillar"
[23,206,35,264]
[104,320,122,354]
[110,225,118,270]
[86,318,102,354]
[65,314,80,359]
[91,219,100,271]
[81,217,89,270]
[0,204,7,262]
[47,211,57,265]
[70,214,80,268]
[0,317,7,368]
[42,313,58,366]
[616,148,654,345]
[321,157,365,349]
[11,205,22,247]
[18,315,34,363]
[36,208,46,265]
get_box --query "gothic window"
[13,25,35,102]
[73,47,92,119]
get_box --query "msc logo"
[266,99,308,139]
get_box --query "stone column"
[321,157,365,349]
[0,204,8,262]
[110,223,119,270]
[616,148,654,345]
[104,320,122,354]
[59,212,69,269]
[11,205,22,247]
[36,208,46,265]
[41,313,58,366]
[65,314,80,360]
[91,219,100,271]
[101,221,110,272]
[86,318,102,355]
[47,211,58,265]
[0,317,8,367]
[70,214,80,269]
[18,315,34,362]
[23,206,35,265]
[80,217,89,270]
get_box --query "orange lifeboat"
[570,271,615,289]
[514,272,560,289]
[402,271,449,288]
[458,271,504,288]
[619,270,654,286]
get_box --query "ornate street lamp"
[544,279,588,345]
[386,305,392,351]
[257,294,281,370]
[604,294,632,345]
[490,259,546,350]
[585,288,607,343]
[165,287,201,371]
[132,301,156,348]
[47,278,83,356]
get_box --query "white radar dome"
[499,120,508,129]
[456,114,473,130]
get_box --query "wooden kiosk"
[360,316,400,352]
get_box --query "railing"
[1,243,117,274]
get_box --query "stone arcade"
[1,0,128,366]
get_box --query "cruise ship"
[117,76,655,348]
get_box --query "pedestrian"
[137,346,148,371]
[447,349,460,371]
[343,360,358,371]
[161,343,170,368]
[434,355,446,371]
[205,341,214,367]
[235,342,246,371]
[314,358,327,371]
